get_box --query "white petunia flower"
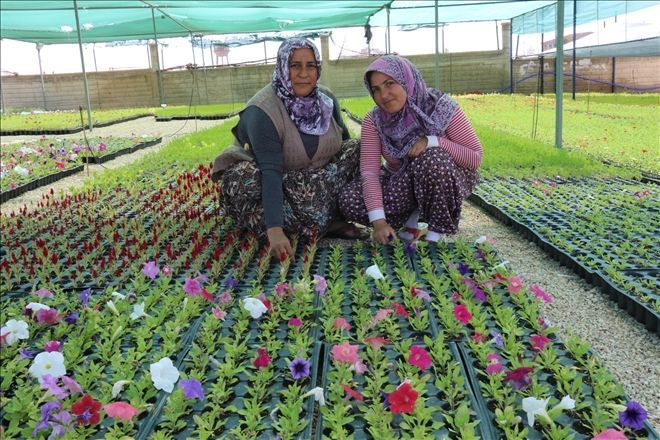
[13,165,30,176]
[111,380,132,398]
[1,319,29,345]
[242,298,268,319]
[29,352,66,384]
[106,300,119,315]
[149,357,179,393]
[111,291,126,300]
[129,302,149,321]
[554,395,575,411]
[26,302,50,312]
[303,387,325,406]
[522,396,550,427]
[365,264,384,280]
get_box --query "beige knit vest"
[246,85,343,170]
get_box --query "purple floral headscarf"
[364,55,458,159]
[272,38,333,135]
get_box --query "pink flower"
[410,287,431,302]
[408,346,432,371]
[44,341,61,352]
[508,276,523,294]
[61,376,83,394]
[253,348,270,369]
[161,265,172,276]
[212,307,227,321]
[530,284,552,303]
[341,383,364,401]
[592,428,628,440]
[451,291,461,301]
[34,288,54,298]
[372,308,393,325]
[391,302,409,319]
[288,317,302,327]
[142,261,159,279]
[274,282,290,297]
[36,308,59,325]
[313,275,327,295]
[217,291,232,305]
[331,342,360,364]
[364,336,391,350]
[104,402,138,421]
[486,357,504,374]
[183,278,201,296]
[453,304,472,325]
[530,334,552,351]
[351,359,368,375]
[332,317,350,331]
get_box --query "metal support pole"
[151,8,165,105]
[92,43,98,72]
[434,0,440,89]
[386,5,391,53]
[199,35,209,103]
[555,0,565,148]
[36,43,48,111]
[611,57,616,93]
[73,0,93,130]
[572,0,577,99]
[509,21,513,94]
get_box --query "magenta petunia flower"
[183,278,201,296]
[288,317,302,327]
[288,357,311,380]
[508,276,523,294]
[44,340,61,352]
[503,367,534,390]
[408,346,432,371]
[216,291,232,305]
[453,304,472,325]
[179,378,205,401]
[36,308,59,325]
[619,400,647,430]
[142,261,159,279]
[530,284,552,303]
[530,334,552,352]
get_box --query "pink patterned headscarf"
[272,38,333,135]
[365,55,457,159]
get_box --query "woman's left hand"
[408,137,428,157]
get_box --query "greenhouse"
[0,1,658,439]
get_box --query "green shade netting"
[0,0,391,43]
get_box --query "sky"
[1,5,658,76]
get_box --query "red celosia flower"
[453,304,472,325]
[408,346,432,371]
[253,348,270,369]
[71,394,102,425]
[388,382,418,414]
[200,289,214,302]
[341,383,364,401]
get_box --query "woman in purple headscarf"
[339,55,482,244]
[212,38,363,258]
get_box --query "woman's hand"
[408,136,428,157]
[267,227,293,260]
[372,219,397,245]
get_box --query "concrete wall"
[1,52,658,111]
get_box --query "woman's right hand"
[371,219,397,245]
[267,227,293,260]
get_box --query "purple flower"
[380,390,391,409]
[64,311,79,325]
[61,376,83,395]
[457,262,470,275]
[472,286,487,303]
[224,277,238,289]
[476,248,486,261]
[195,272,209,285]
[41,375,67,399]
[491,331,504,347]
[179,378,205,401]
[183,278,201,296]
[79,288,91,306]
[33,401,62,436]
[288,357,311,380]
[20,348,34,360]
[619,401,647,430]
[142,261,160,279]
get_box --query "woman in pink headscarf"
[339,55,482,244]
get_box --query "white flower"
[26,302,50,312]
[149,357,179,393]
[106,300,119,315]
[111,380,131,398]
[365,264,384,280]
[29,352,66,384]
[554,395,575,411]
[303,387,325,406]
[111,291,126,300]
[242,298,268,319]
[522,396,550,427]
[129,302,149,321]
[1,319,29,345]
[13,165,29,176]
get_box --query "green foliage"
[155,102,244,118]
[0,107,155,131]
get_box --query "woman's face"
[369,71,407,114]
[288,48,319,97]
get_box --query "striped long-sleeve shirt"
[360,107,483,222]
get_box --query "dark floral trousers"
[220,139,360,239]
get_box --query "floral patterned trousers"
[220,139,360,239]
[339,147,478,234]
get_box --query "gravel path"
[2,115,658,428]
